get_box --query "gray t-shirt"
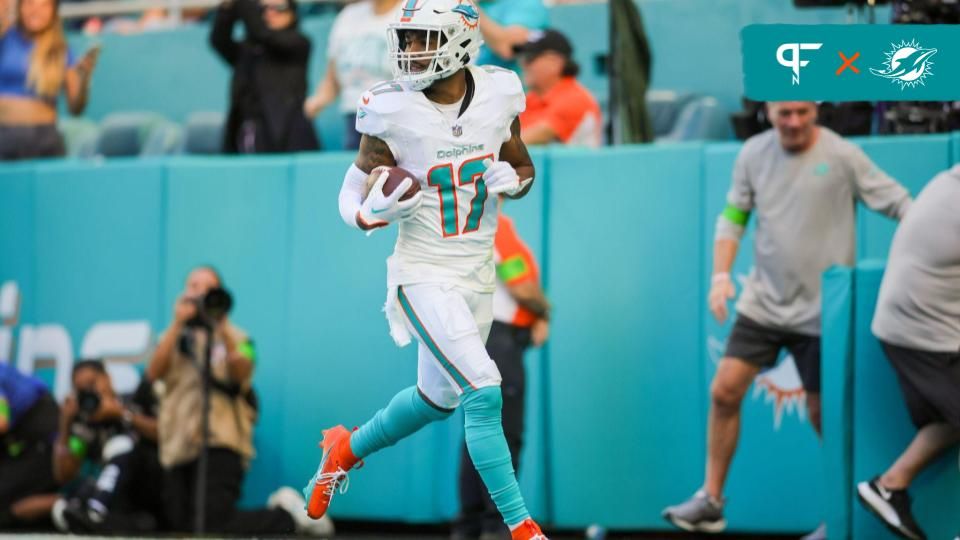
[717,128,912,335]
[872,165,960,353]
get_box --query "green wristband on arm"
[721,204,750,226]
[68,435,88,459]
[237,341,257,364]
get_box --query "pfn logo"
[777,43,823,85]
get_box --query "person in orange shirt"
[453,207,550,540]
[516,29,601,147]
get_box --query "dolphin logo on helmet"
[387,0,483,91]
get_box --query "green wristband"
[721,204,750,226]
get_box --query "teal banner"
[742,24,960,101]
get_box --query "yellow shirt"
[156,322,256,468]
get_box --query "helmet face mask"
[387,0,482,91]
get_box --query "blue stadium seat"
[181,111,225,155]
[57,117,99,158]
[95,112,183,157]
[647,91,732,142]
[142,121,183,156]
[663,96,732,142]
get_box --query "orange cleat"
[303,425,361,519]
[511,518,549,540]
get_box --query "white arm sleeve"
[338,164,368,229]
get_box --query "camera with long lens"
[178,287,234,357]
[185,287,233,329]
[75,389,102,423]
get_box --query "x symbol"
[836,51,860,75]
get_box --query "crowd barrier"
[1,132,957,533]
[823,263,960,540]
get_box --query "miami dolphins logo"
[706,272,808,431]
[870,39,937,90]
[707,336,807,430]
[451,2,479,28]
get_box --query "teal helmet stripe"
[401,0,419,19]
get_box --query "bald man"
[663,102,913,536]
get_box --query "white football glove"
[357,169,423,230]
[482,159,532,197]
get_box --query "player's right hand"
[357,169,423,230]
[708,273,736,323]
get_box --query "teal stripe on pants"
[398,286,475,391]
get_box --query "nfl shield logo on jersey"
[452,125,463,137]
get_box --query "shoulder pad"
[355,80,414,138]
[476,65,524,101]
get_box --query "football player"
[304,1,545,539]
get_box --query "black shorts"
[724,314,821,393]
[0,124,66,161]
[880,340,960,429]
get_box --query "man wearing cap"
[662,101,912,538]
[451,207,550,540]
[516,29,601,147]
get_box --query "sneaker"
[269,486,334,537]
[510,518,548,540]
[50,497,95,534]
[304,425,361,520]
[857,477,926,540]
[662,489,727,533]
[801,523,827,540]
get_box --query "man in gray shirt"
[857,165,960,540]
[663,101,912,535]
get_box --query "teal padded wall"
[855,135,952,260]
[3,133,958,532]
[850,263,960,540]
[953,131,960,164]
[32,160,165,331]
[0,163,37,328]
[821,266,855,540]
[545,144,706,529]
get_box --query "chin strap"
[457,68,475,119]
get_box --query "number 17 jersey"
[356,65,526,293]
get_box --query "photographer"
[148,266,327,536]
[0,363,59,530]
[51,360,162,534]
[209,0,319,153]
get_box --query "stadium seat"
[58,117,99,158]
[181,111,225,155]
[142,121,183,156]
[647,90,732,142]
[95,112,183,157]
[663,96,732,142]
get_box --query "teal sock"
[463,386,530,527]
[349,386,453,459]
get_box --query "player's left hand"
[482,159,532,196]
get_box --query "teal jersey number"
[427,164,459,237]
[426,155,493,237]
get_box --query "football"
[364,166,421,201]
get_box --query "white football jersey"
[356,65,525,293]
